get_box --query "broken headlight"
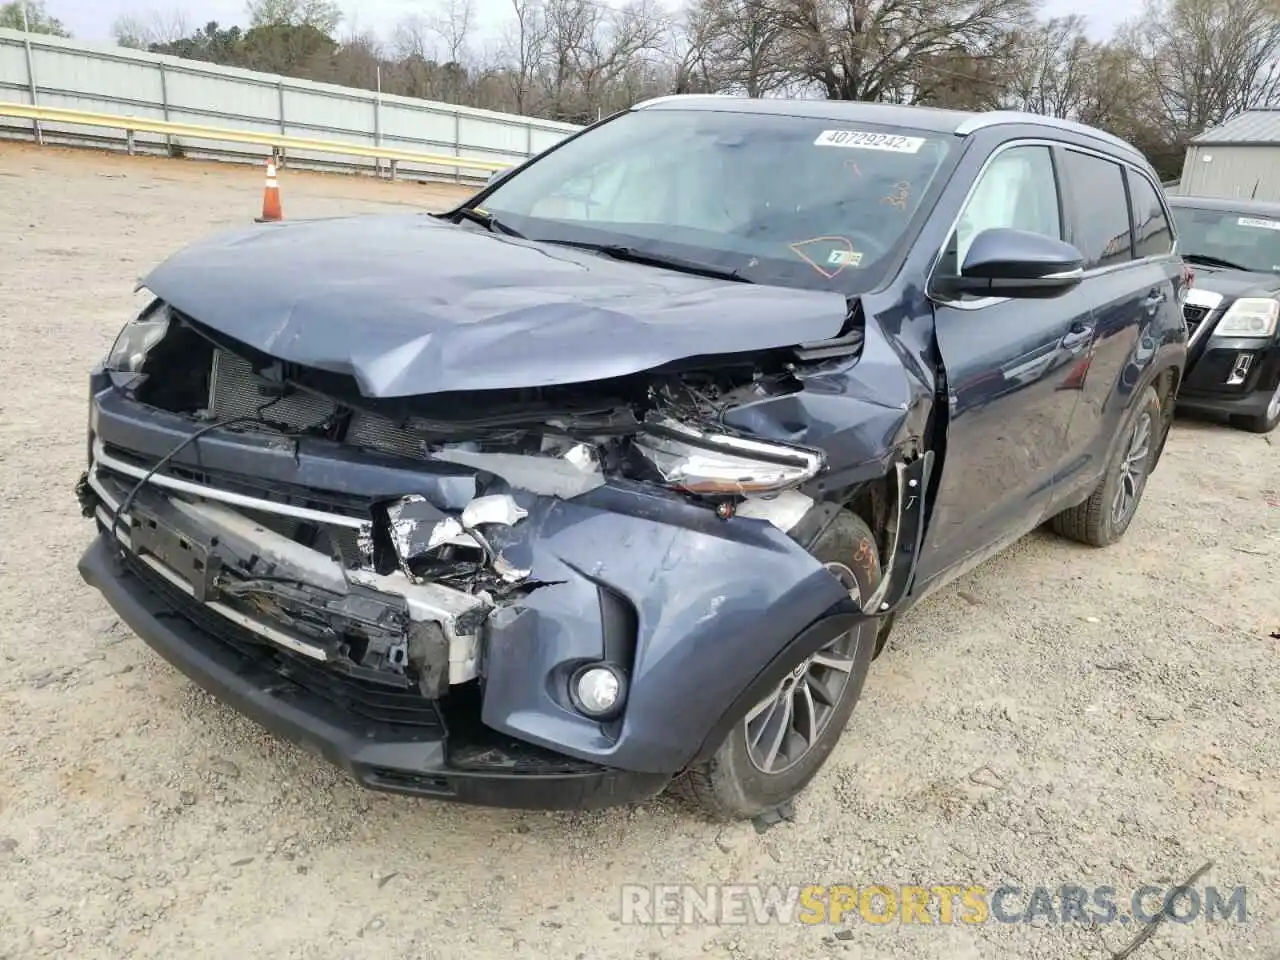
[105,290,169,373]
[634,418,823,495]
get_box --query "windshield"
[1171,205,1280,274]
[478,108,957,293]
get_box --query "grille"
[121,548,446,731]
[207,349,427,460]
[1183,304,1210,340]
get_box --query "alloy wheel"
[1266,381,1280,425]
[744,562,864,775]
[1112,410,1153,526]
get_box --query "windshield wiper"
[452,206,524,238]
[550,241,752,283]
[1183,252,1252,272]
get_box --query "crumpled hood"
[1189,266,1280,300]
[143,214,851,398]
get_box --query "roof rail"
[954,111,1140,156]
[632,93,741,110]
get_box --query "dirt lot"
[0,140,1277,960]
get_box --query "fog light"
[1227,353,1253,386]
[571,663,627,719]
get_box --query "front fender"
[479,483,856,775]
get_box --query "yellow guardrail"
[0,101,513,174]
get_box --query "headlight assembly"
[1212,298,1279,340]
[106,289,170,373]
[633,418,824,495]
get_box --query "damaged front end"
[77,296,929,806]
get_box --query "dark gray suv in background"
[77,97,1187,819]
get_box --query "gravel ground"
[1,141,1277,960]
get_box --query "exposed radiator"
[208,349,338,431]
[345,412,429,459]
[207,349,428,459]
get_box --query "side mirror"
[488,167,512,185]
[946,227,1085,299]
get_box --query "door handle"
[1060,324,1093,352]
[1142,289,1167,314]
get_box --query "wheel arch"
[1144,359,1182,464]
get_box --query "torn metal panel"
[384,494,483,575]
[431,448,606,499]
[460,494,528,529]
[560,442,598,472]
[736,490,814,533]
[492,553,532,583]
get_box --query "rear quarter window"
[1059,149,1133,269]
[1127,173,1174,258]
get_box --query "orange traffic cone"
[255,154,283,222]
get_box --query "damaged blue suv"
[77,97,1187,819]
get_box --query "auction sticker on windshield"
[814,130,925,153]
[1238,216,1280,231]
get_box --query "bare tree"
[432,0,477,66]
[1127,0,1280,137]
[668,0,719,93]
[391,14,436,61]
[771,0,1035,102]
[687,0,792,96]
[1002,15,1096,118]
[502,0,550,113]
[113,8,192,49]
[540,0,667,120]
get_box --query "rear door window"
[1127,173,1174,258]
[1059,149,1134,269]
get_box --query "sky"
[47,0,1128,49]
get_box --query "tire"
[680,510,882,820]
[1051,384,1163,547]
[1229,380,1280,434]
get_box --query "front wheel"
[1230,380,1280,434]
[1051,384,1163,547]
[680,511,881,820]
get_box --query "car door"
[1047,150,1182,510]
[913,141,1095,587]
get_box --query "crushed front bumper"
[79,534,671,808]
[79,374,859,803]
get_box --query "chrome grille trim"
[92,438,370,530]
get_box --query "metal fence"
[0,28,583,181]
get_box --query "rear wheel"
[681,511,881,820]
[1051,384,1163,547]
[1230,380,1280,434]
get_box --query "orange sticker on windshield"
[790,237,859,279]
[882,181,912,210]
